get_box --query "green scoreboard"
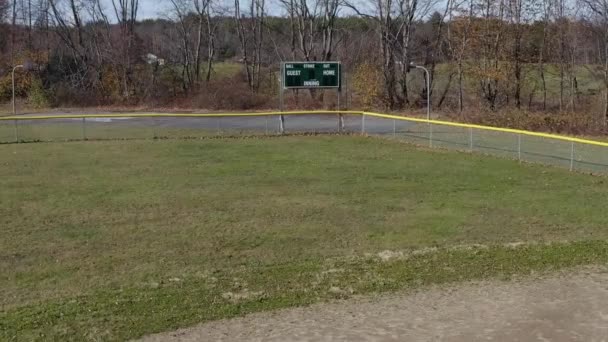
[282,62,341,89]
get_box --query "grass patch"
[1,136,608,340]
[211,62,242,78]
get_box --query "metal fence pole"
[429,123,433,148]
[279,114,285,134]
[469,127,473,152]
[570,142,575,171]
[361,114,366,134]
[345,72,349,109]
[337,88,343,133]
[393,119,396,137]
[279,63,285,134]
[82,117,87,140]
[518,134,522,162]
[265,116,269,135]
[216,118,220,135]
[13,120,19,143]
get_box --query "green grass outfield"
[2,136,608,340]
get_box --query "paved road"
[140,268,608,342]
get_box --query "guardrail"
[1,111,606,174]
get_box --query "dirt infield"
[140,267,608,342]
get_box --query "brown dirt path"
[139,268,608,342]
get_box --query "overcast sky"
[134,0,286,19]
[116,0,439,21]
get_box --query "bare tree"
[192,0,215,82]
[555,0,567,110]
[537,0,551,110]
[583,0,608,123]
[277,0,339,61]
[395,0,436,106]
[347,0,434,108]
[280,0,297,59]
[507,0,525,108]
[234,0,264,91]
[251,0,264,90]
[47,0,89,70]
[567,17,579,110]
[395,0,418,106]
[477,0,507,110]
[0,0,10,58]
[320,0,339,60]
[234,0,251,87]
[426,4,451,103]
[11,0,18,63]
[0,0,8,21]
[111,0,139,97]
[345,0,400,108]
[168,0,194,90]
[294,0,315,60]
[447,0,474,113]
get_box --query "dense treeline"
[2,0,608,132]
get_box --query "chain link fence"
[0,114,362,142]
[1,112,607,175]
[363,114,608,175]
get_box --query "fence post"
[279,62,285,134]
[337,87,343,133]
[469,127,473,152]
[265,116,269,135]
[82,117,87,140]
[216,118,221,135]
[13,120,18,143]
[570,142,575,171]
[361,114,366,134]
[279,115,285,134]
[429,122,433,148]
[393,119,396,137]
[518,134,522,162]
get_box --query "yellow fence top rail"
[0,110,363,120]
[1,110,607,148]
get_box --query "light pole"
[12,65,24,116]
[410,63,431,120]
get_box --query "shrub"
[352,62,383,110]
[446,108,606,135]
[193,74,270,110]
[27,77,50,108]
